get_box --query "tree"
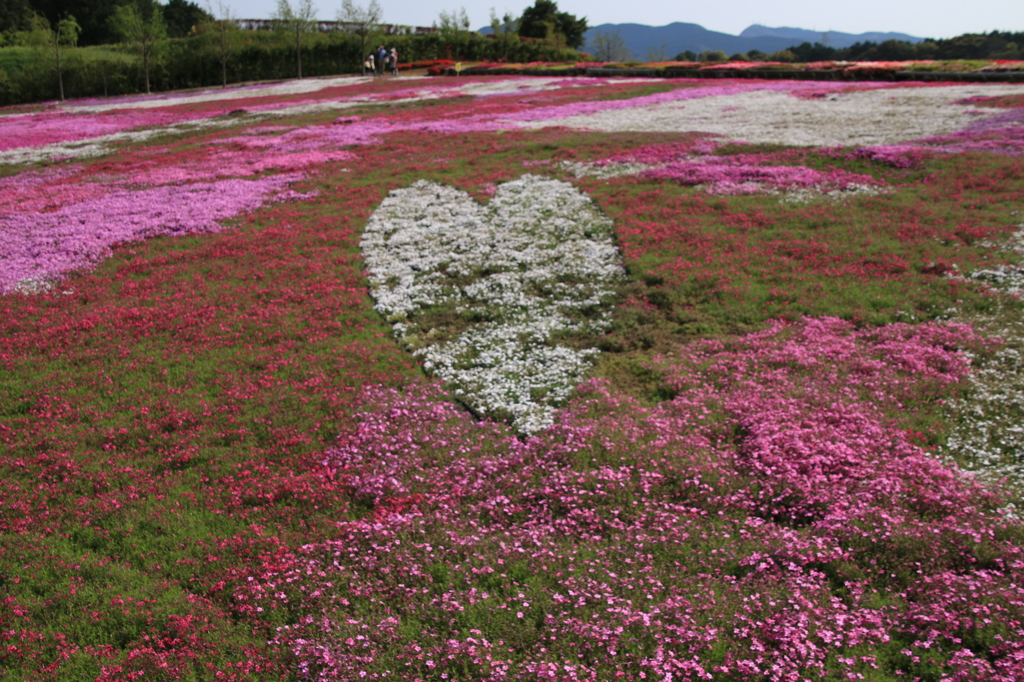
[697,49,727,62]
[163,0,212,38]
[767,49,797,63]
[789,41,837,62]
[646,42,668,62]
[674,49,696,61]
[203,0,240,87]
[31,0,126,46]
[589,29,629,62]
[991,41,1020,59]
[489,7,517,61]
[436,6,471,60]
[274,0,317,79]
[517,0,586,50]
[338,0,382,74]
[109,1,166,94]
[0,0,35,35]
[26,11,80,100]
[870,39,918,61]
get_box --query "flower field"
[1,74,1024,680]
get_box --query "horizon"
[229,0,1020,42]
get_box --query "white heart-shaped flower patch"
[361,174,625,434]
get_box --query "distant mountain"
[739,24,925,48]
[480,22,927,61]
[581,23,799,60]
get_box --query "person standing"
[364,52,375,76]
[389,47,398,76]
[377,45,387,76]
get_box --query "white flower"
[361,174,624,434]
[941,222,1024,506]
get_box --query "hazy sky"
[241,0,1021,40]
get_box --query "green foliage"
[0,45,51,102]
[0,26,584,104]
[785,30,1024,63]
[108,0,166,93]
[195,1,240,87]
[109,0,168,46]
[22,11,80,99]
[274,0,317,25]
[21,0,126,46]
[589,28,630,62]
[489,7,518,61]
[338,0,382,71]
[697,49,727,62]
[0,0,35,35]
[768,48,797,62]
[274,0,317,78]
[645,43,668,62]
[517,0,587,49]
[161,0,212,39]
[436,6,472,60]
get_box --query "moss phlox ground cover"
[566,141,889,198]
[362,174,623,434]
[1,172,312,294]
[259,318,1018,680]
[1,74,1024,679]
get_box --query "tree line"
[766,31,1023,63]
[2,0,1018,106]
[674,31,1023,64]
[585,27,1023,64]
[0,0,590,104]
